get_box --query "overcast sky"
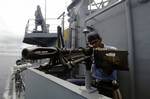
[0,0,71,55]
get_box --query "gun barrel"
[22,47,58,59]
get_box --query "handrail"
[25,18,61,34]
[85,0,125,24]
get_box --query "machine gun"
[22,46,129,95]
[22,47,128,74]
[22,47,91,67]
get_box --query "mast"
[45,0,47,24]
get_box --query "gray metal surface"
[23,33,57,47]
[131,0,150,98]
[23,69,86,99]
[23,68,111,99]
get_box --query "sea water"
[0,53,19,99]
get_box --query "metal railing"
[88,0,122,14]
[25,18,62,34]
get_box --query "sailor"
[34,5,47,32]
[87,33,121,98]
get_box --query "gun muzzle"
[22,47,58,59]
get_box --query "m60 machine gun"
[21,47,128,98]
[22,47,128,77]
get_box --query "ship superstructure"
[66,0,150,99]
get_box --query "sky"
[0,0,71,56]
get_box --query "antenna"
[45,0,47,24]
